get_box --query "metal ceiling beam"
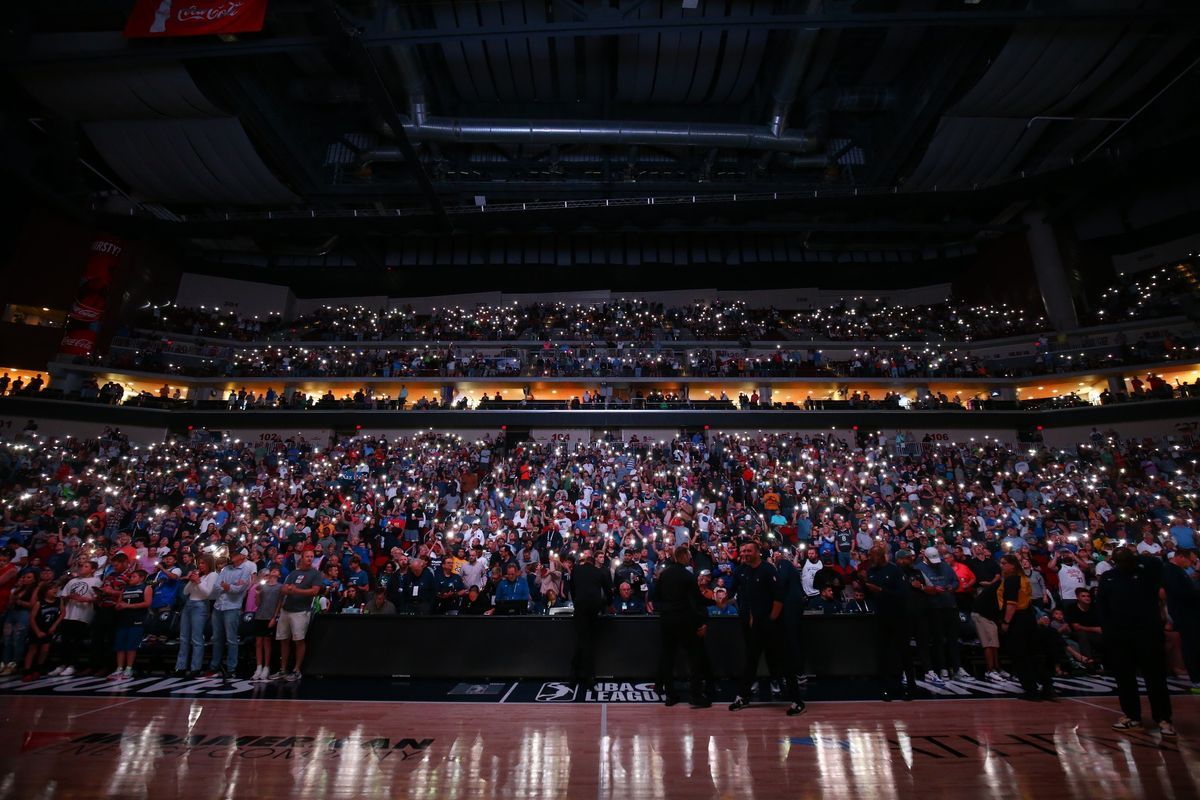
[9,8,1198,66]
[318,1,448,229]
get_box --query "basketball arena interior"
[1,1,1200,798]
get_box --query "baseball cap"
[896,549,915,559]
[923,547,942,563]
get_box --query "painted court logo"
[22,731,434,762]
[535,682,578,702]
[535,681,661,703]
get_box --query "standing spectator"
[23,583,61,680]
[110,569,151,680]
[997,554,1053,701]
[0,572,36,675]
[272,548,322,681]
[916,547,964,681]
[251,567,282,681]
[52,561,100,677]
[1099,548,1174,734]
[174,553,218,678]
[1162,548,1200,693]
[727,542,804,716]
[92,552,132,675]
[209,548,256,678]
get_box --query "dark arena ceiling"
[3,0,1200,274]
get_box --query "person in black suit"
[653,546,714,707]
[568,550,612,689]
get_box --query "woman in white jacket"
[174,553,218,677]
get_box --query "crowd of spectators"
[91,327,1198,385]
[0,425,1197,696]
[126,267,1197,348]
[130,297,1057,344]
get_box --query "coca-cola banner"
[123,0,269,39]
[59,236,123,358]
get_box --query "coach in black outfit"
[728,542,805,716]
[1098,547,1174,734]
[569,550,612,689]
[654,545,714,707]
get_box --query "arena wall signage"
[59,236,122,358]
[124,0,269,38]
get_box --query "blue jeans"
[209,608,241,672]
[3,608,30,663]
[175,600,210,672]
[836,551,853,569]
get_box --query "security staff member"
[569,550,613,689]
[1099,548,1174,734]
[728,542,804,716]
[653,546,714,707]
[864,546,914,701]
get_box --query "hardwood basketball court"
[1,691,1196,799]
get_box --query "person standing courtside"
[654,545,713,707]
[569,550,612,689]
[728,542,804,716]
[774,549,809,690]
[864,546,915,701]
[1099,547,1175,735]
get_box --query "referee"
[653,545,714,707]
[729,542,805,716]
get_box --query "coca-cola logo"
[60,337,94,351]
[177,2,245,23]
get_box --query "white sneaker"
[924,670,945,686]
[122,667,134,680]
[285,670,301,682]
[269,670,287,681]
[106,669,124,681]
[256,666,269,681]
[985,671,1004,682]
[939,669,950,679]
[48,666,64,677]
[955,668,972,681]
[60,666,75,677]
[999,670,1013,680]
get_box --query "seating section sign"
[124,1,269,38]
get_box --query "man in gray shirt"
[273,548,322,680]
[210,548,258,678]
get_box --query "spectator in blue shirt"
[494,563,531,605]
[1169,518,1196,550]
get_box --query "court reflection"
[0,696,1197,799]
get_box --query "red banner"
[123,0,268,39]
[59,236,123,358]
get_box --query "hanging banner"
[123,0,269,39]
[59,236,123,358]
